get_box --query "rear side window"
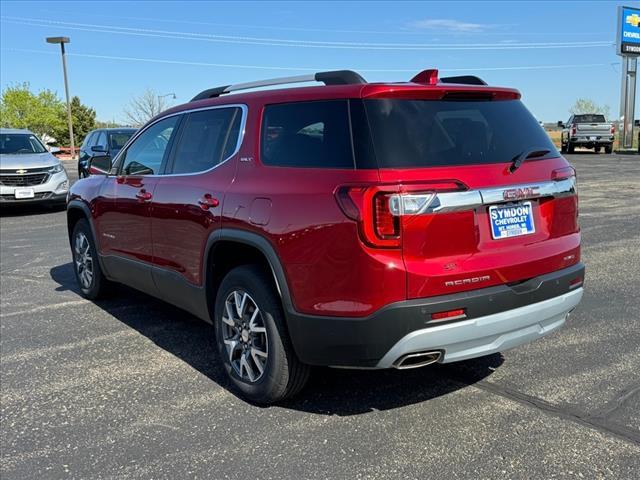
[363,99,558,168]
[170,107,242,174]
[261,100,354,168]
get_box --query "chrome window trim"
[402,177,576,215]
[111,103,248,178]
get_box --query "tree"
[0,82,66,140]
[569,98,611,119]
[123,88,172,127]
[54,96,96,146]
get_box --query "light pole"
[158,92,176,105]
[46,36,75,159]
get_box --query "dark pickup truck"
[558,114,614,154]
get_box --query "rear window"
[261,100,354,168]
[363,99,558,168]
[573,114,606,123]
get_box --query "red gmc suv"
[67,69,584,403]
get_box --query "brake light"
[335,182,464,249]
[374,193,400,239]
[611,124,616,134]
[571,125,577,135]
[551,166,576,180]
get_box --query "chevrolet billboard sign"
[618,6,640,56]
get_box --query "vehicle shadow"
[50,262,503,415]
[0,203,66,217]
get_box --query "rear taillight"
[374,193,400,240]
[611,124,616,135]
[335,182,463,249]
[551,166,576,181]
[571,125,577,136]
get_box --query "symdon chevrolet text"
[67,69,585,403]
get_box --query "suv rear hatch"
[359,89,580,299]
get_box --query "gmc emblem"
[502,186,540,201]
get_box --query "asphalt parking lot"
[1,153,639,479]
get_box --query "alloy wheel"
[74,231,94,289]
[221,290,269,382]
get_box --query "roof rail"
[191,70,367,101]
[439,75,487,86]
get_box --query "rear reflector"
[431,308,466,321]
[569,277,583,289]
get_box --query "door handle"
[136,189,153,202]
[198,194,219,210]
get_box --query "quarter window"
[170,107,242,174]
[261,100,354,168]
[120,116,179,176]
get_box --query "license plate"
[14,188,35,199]
[589,136,597,141]
[489,202,535,240]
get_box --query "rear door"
[150,106,244,293]
[363,97,580,299]
[96,115,180,292]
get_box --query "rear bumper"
[570,136,614,145]
[286,263,585,368]
[376,287,582,368]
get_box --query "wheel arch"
[204,229,294,317]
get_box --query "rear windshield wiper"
[509,148,551,173]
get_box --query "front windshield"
[0,133,48,155]
[109,132,135,151]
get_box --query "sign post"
[617,6,640,150]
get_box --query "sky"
[0,0,635,123]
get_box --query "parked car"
[0,128,69,206]
[78,128,136,178]
[67,69,584,403]
[558,114,614,154]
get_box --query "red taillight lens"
[335,182,465,249]
[571,125,576,135]
[611,124,616,134]
[374,193,400,239]
[551,166,576,180]
[431,308,466,321]
[335,186,401,248]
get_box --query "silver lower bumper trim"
[376,288,583,368]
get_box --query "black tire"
[567,142,575,154]
[561,141,567,154]
[594,146,601,153]
[214,265,310,404]
[604,145,613,154]
[71,219,111,299]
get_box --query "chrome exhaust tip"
[393,351,442,370]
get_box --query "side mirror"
[49,146,61,154]
[91,145,108,153]
[88,155,112,175]
[557,121,564,128]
